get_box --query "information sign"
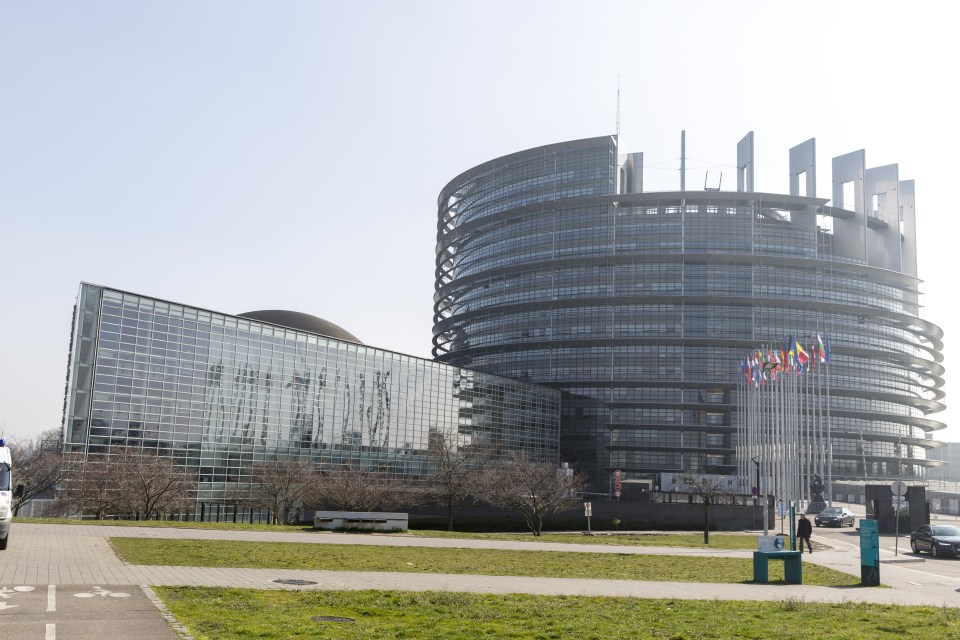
[757,535,785,552]
[859,519,880,587]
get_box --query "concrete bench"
[753,550,802,584]
[313,511,408,531]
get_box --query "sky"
[1,1,956,443]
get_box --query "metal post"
[752,456,766,535]
[789,501,797,550]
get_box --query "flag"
[824,334,832,365]
[763,352,778,371]
[815,334,826,363]
[770,350,781,380]
[785,335,797,370]
[795,339,809,366]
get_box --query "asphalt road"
[0,583,181,640]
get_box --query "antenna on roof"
[680,130,686,192]
[616,76,621,141]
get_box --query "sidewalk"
[1,524,959,608]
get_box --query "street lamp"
[751,456,767,535]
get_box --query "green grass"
[18,516,312,533]
[404,529,763,549]
[20,518,762,549]
[154,587,960,640]
[111,538,856,586]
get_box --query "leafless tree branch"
[478,452,584,536]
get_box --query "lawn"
[22,517,763,549]
[154,587,960,640]
[18,516,308,533]
[111,538,856,586]
[405,530,763,549]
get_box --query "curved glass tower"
[434,134,945,492]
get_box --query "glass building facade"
[62,284,560,508]
[434,135,945,492]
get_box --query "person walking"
[797,513,813,553]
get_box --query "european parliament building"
[62,284,560,508]
[433,134,946,494]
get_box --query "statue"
[807,473,827,514]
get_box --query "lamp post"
[751,455,768,535]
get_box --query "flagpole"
[791,350,799,506]
[826,334,833,506]
[804,348,811,508]
[817,346,824,489]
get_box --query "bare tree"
[678,471,734,544]
[236,457,320,525]
[315,466,409,513]
[479,453,584,536]
[55,449,191,520]
[8,429,64,516]
[112,448,193,520]
[58,452,123,519]
[424,429,492,531]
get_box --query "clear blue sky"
[1,1,955,442]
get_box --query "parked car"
[814,507,855,527]
[910,525,960,558]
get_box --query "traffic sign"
[891,480,908,496]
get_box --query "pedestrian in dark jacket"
[797,513,813,553]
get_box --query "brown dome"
[237,310,361,344]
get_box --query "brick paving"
[1,523,959,608]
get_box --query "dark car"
[814,507,855,527]
[910,525,960,558]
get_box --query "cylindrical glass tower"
[434,135,945,491]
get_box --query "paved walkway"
[2,524,960,608]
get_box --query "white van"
[0,439,25,550]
